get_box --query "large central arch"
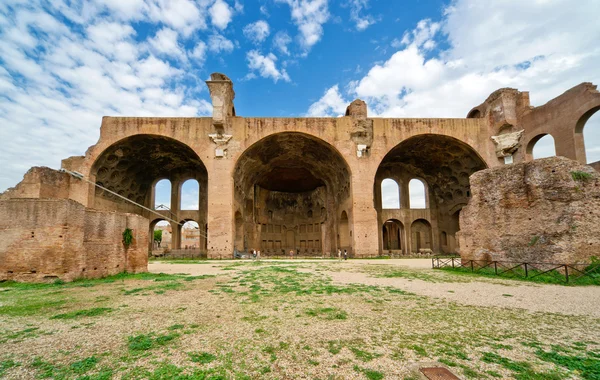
[90,134,208,250]
[374,134,487,255]
[233,132,352,256]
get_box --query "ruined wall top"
[206,72,236,131]
[345,99,367,118]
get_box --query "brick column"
[207,159,234,258]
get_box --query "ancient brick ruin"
[1,73,599,281]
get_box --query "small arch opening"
[409,179,427,209]
[154,179,171,209]
[381,178,400,209]
[180,179,200,210]
[527,134,556,160]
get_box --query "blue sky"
[1,0,600,192]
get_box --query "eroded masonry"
[2,73,600,281]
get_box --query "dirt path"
[325,270,600,317]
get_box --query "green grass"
[353,365,385,380]
[0,360,21,377]
[70,356,99,374]
[50,307,113,320]
[188,352,217,364]
[571,171,594,181]
[127,332,181,353]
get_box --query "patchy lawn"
[0,261,599,379]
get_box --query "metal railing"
[432,256,600,284]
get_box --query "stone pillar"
[170,182,181,249]
[350,174,379,257]
[207,164,234,258]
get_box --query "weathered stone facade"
[1,74,600,280]
[458,157,600,264]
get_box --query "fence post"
[452,258,455,268]
[524,263,528,278]
[565,265,569,283]
[470,260,474,272]
[494,261,498,275]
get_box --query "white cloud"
[209,0,233,30]
[309,0,600,128]
[0,1,213,192]
[307,85,346,116]
[146,0,207,36]
[275,0,329,53]
[260,5,269,17]
[148,27,186,60]
[208,33,234,53]
[243,20,270,44]
[345,0,376,31]
[246,50,290,83]
[190,41,207,65]
[273,31,292,55]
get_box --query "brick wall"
[0,199,148,282]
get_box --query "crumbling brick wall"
[458,157,600,264]
[0,199,148,282]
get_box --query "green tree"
[154,230,162,245]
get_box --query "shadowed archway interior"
[375,134,487,254]
[233,133,352,256]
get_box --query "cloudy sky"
[1,0,600,193]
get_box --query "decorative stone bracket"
[491,129,524,158]
[209,133,233,158]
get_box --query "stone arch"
[382,219,403,252]
[179,219,201,249]
[375,134,487,255]
[233,132,352,256]
[410,219,432,253]
[381,178,400,209]
[467,108,482,118]
[526,133,556,160]
[149,218,173,253]
[575,106,600,164]
[90,134,208,221]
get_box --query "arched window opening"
[180,179,200,210]
[307,210,313,218]
[154,179,171,209]
[411,219,432,253]
[581,110,600,164]
[441,231,448,246]
[409,179,427,209]
[180,220,200,249]
[152,220,172,253]
[382,219,403,251]
[530,134,556,159]
[467,109,481,118]
[381,178,400,209]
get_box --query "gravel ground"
[0,260,598,379]
[151,259,600,317]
